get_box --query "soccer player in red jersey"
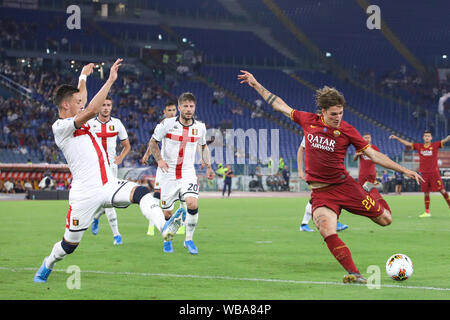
[389,131,450,217]
[353,133,381,189]
[238,70,423,283]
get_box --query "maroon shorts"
[420,171,444,193]
[311,176,386,219]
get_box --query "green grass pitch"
[0,195,449,300]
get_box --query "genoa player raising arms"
[34,60,184,283]
[389,131,450,217]
[238,70,423,284]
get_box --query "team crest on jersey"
[192,129,198,135]
[333,130,341,137]
[72,219,79,226]
[109,125,115,131]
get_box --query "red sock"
[424,194,430,212]
[324,234,359,274]
[442,191,450,208]
[369,188,391,213]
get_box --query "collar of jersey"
[177,116,195,127]
[95,116,112,125]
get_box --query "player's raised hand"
[238,70,259,88]
[108,58,123,83]
[404,169,425,185]
[389,135,398,140]
[80,63,95,77]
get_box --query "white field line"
[1,266,450,292]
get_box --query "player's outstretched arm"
[74,59,122,129]
[363,147,424,184]
[441,134,450,146]
[388,134,413,148]
[77,63,95,108]
[238,70,293,118]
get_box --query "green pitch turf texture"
[0,195,449,300]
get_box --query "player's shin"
[139,193,166,232]
[45,239,78,269]
[105,207,120,236]
[185,208,198,241]
[324,234,360,274]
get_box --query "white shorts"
[64,179,138,242]
[159,176,199,211]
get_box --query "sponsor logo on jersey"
[421,150,433,156]
[307,133,336,152]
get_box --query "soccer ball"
[385,254,413,281]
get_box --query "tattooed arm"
[148,137,169,172]
[238,70,293,118]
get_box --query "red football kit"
[291,110,389,218]
[358,144,379,185]
[413,141,444,192]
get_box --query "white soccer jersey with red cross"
[152,116,207,180]
[87,117,128,166]
[52,117,114,193]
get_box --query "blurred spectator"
[4,179,15,193]
[38,175,54,190]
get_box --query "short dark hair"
[315,86,346,110]
[363,133,371,136]
[54,84,79,109]
[105,96,113,103]
[165,100,177,108]
[424,130,432,135]
[178,92,196,105]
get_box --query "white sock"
[301,201,312,225]
[185,211,198,241]
[139,194,166,233]
[105,207,120,237]
[45,241,67,269]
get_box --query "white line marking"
[1,266,450,292]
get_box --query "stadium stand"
[0,1,449,193]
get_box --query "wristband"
[78,74,87,82]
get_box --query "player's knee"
[132,186,150,204]
[61,238,79,254]
[185,197,198,210]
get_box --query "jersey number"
[362,195,375,211]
